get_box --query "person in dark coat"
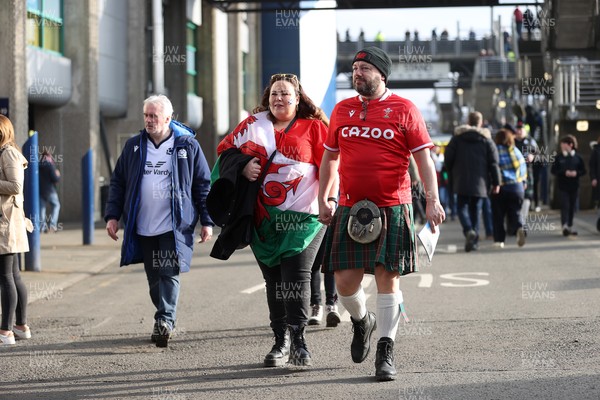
[551,135,586,236]
[104,94,214,348]
[444,111,501,252]
[38,150,61,233]
[589,136,600,231]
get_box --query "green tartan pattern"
[322,204,418,275]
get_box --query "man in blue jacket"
[105,94,213,347]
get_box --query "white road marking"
[241,283,265,294]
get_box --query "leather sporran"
[347,199,382,244]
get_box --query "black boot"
[350,311,377,363]
[264,326,290,367]
[288,325,311,366]
[375,337,397,381]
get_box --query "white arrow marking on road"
[439,272,490,287]
[402,273,434,288]
[241,283,265,294]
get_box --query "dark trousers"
[491,189,524,242]
[559,189,578,227]
[310,238,337,306]
[139,231,180,329]
[457,195,484,242]
[532,164,544,207]
[258,228,325,329]
[0,254,28,331]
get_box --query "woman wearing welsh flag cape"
[210,74,336,368]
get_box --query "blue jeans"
[482,197,493,237]
[139,231,180,330]
[40,191,60,231]
[457,195,484,241]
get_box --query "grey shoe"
[325,304,341,328]
[307,304,323,326]
[516,227,526,247]
[154,320,172,348]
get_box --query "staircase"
[551,0,597,50]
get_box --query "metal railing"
[555,59,600,106]
[474,56,517,81]
[337,38,489,59]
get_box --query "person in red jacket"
[514,6,524,40]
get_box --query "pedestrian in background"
[508,121,538,224]
[491,128,528,248]
[308,238,340,327]
[38,150,61,233]
[551,135,586,236]
[0,115,33,345]
[319,47,445,381]
[514,6,523,40]
[589,135,600,231]
[105,95,214,348]
[444,111,500,252]
[212,73,331,367]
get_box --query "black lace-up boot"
[375,337,396,381]
[350,311,377,363]
[288,325,311,366]
[264,325,290,367]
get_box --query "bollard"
[23,131,41,271]
[82,149,94,245]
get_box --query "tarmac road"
[0,209,599,400]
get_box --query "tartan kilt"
[322,204,418,275]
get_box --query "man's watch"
[327,197,338,204]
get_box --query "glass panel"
[43,19,61,52]
[26,14,41,47]
[187,48,196,73]
[44,0,62,19]
[27,0,41,12]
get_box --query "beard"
[353,75,379,97]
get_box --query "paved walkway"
[20,208,599,305]
[22,224,121,304]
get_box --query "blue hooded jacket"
[104,120,214,272]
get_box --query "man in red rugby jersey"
[318,47,445,381]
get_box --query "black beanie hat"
[353,47,392,80]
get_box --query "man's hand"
[198,226,213,243]
[106,219,119,241]
[593,179,598,188]
[242,158,261,181]
[318,200,336,226]
[425,200,446,234]
[491,185,500,195]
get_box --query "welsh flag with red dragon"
[211,111,324,267]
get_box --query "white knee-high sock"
[377,292,400,341]
[338,286,367,321]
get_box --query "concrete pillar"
[163,0,187,121]
[244,13,262,111]
[0,0,28,144]
[198,5,219,166]
[38,0,99,222]
[228,13,243,129]
[101,0,148,178]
